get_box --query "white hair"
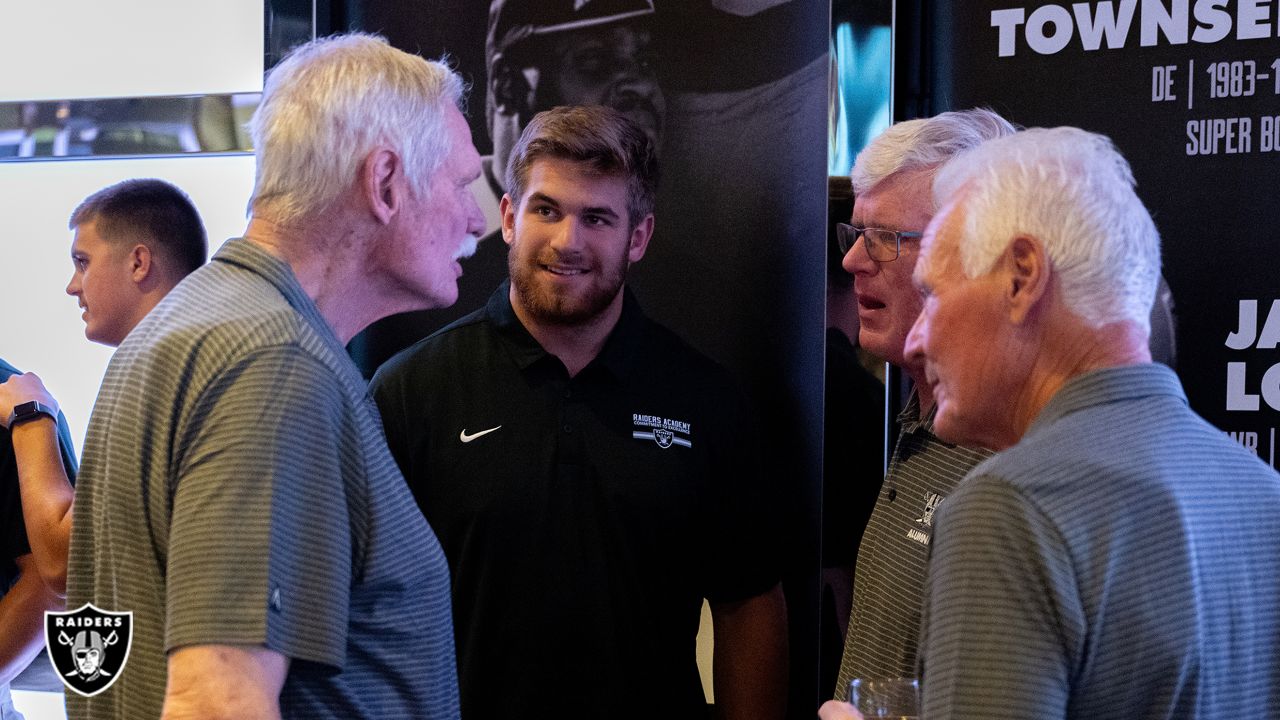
[248,33,465,225]
[850,108,1017,196]
[933,127,1161,335]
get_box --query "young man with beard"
[393,0,667,343]
[372,105,787,720]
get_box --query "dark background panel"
[904,0,1280,466]
[341,1,831,716]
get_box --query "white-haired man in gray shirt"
[823,127,1280,720]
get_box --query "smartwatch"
[6,400,57,429]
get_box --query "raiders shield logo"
[653,428,675,448]
[45,604,133,697]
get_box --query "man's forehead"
[70,220,101,249]
[557,19,651,44]
[528,157,626,192]
[851,167,937,226]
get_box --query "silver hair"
[850,108,1017,197]
[248,33,465,225]
[933,126,1161,335]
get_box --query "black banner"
[346,1,830,713]
[916,0,1280,468]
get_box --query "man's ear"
[362,147,404,225]
[627,214,654,263]
[499,194,517,247]
[1005,235,1051,325]
[128,244,153,284]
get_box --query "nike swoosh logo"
[460,426,502,443]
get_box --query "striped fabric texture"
[66,239,459,720]
[920,364,1280,719]
[835,392,992,698]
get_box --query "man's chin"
[516,286,614,327]
[622,111,661,145]
[607,98,662,145]
[857,332,903,369]
[412,282,458,312]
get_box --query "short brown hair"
[70,179,207,276]
[505,105,659,229]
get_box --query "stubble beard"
[509,248,628,327]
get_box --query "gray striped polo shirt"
[920,364,1280,719]
[835,391,992,697]
[66,238,459,720]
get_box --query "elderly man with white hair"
[66,34,486,720]
[824,127,1280,720]
[832,108,1015,698]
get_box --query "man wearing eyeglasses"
[830,109,1016,700]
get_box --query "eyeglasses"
[836,224,923,262]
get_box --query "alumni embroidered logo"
[45,604,133,697]
[631,413,692,449]
[917,491,944,528]
[906,491,946,547]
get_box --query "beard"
[509,244,629,327]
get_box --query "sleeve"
[703,379,782,603]
[918,474,1085,720]
[1,447,29,575]
[165,346,352,671]
[1,411,74,585]
[54,410,78,484]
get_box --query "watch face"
[8,400,54,428]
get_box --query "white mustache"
[453,235,478,261]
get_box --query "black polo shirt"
[1,356,78,591]
[371,282,779,720]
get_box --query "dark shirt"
[821,328,884,569]
[1,356,77,715]
[371,282,780,720]
[1,356,78,588]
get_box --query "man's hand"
[0,372,59,428]
[817,700,865,720]
[161,644,288,720]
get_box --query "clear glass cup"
[848,677,919,719]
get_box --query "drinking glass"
[847,677,919,720]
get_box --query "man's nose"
[550,219,585,253]
[843,234,877,276]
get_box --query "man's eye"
[583,215,611,227]
[568,47,607,76]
